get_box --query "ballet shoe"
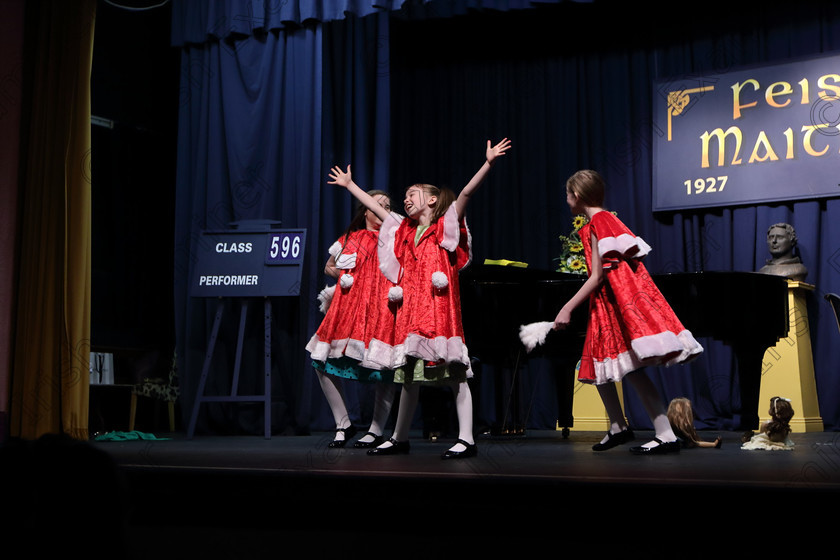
[629,437,681,455]
[441,439,478,460]
[367,438,410,456]
[353,432,384,449]
[592,428,635,451]
[327,425,357,448]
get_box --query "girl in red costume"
[554,170,703,454]
[306,190,399,448]
[328,138,511,459]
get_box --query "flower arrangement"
[555,214,589,274]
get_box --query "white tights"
[316,370,396,443]
[379,380,474,452]
[596,370,676,447]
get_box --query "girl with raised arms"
[328,138,511,459]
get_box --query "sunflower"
[568,256,586,271]
[554,212,617,275]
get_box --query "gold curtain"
[10,0,96,440]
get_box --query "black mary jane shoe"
[353,432,384,449]
[327,425,358,449]
[592,428,635,451]
[441,439,478,460]
[629,437,681,455]
[367,438,410,456]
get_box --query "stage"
[86,428,839,559]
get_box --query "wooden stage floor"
[87,428,839,559]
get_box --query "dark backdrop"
[122,0,840,436]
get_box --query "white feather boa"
[518,321,555,352]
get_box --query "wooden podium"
[758,280,823,432]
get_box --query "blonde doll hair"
[667,397,700,448]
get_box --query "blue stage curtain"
[173,21,327,435]
[172,2,393,435]
[172,0,840,436]
[388,3,840,432]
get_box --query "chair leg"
[129,393,138,432]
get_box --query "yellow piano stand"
[565,379,625,432]
[758,280,823,432]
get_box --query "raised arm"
[327,165,390,222]
[454,138,511,220]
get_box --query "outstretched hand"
[328,165,353,188]
[486,138,512,163]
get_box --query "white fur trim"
[462,216,473,270]
[377,212,404,283]
[589,329,703,384]
[334,252,357,270]
[361,338,398,371]
[630,329,704,365]
[328,241,343,259]
[339,273,354,289]
[388,286,403,302]
[405,333,473,378]
[317,284,335,314]
[440,204,460,251]
[519,321,555,352]
[598,233,652,260]
[432,271,449,289]
[351,333,473,377]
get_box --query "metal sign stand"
[186,297,273,439]
[186,223,305,440]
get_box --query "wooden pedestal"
[759,281,823,432]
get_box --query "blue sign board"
[190,228,306,297]
[653,53,840,211]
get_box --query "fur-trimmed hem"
[631,329,704,366]
[340,332,474,377]
[583,329,703,385]
[306,335,402,372]
[402,332,473,377]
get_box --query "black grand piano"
[460,264,790,432]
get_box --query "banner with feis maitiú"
[653,53,840,212]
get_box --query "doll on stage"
[328,138,511,459]
[741,396,795,451]
[305,190,399,448]
[667,397,722,449]
[553,170,703,454]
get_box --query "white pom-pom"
[519,321,555,352]
[317,284,335,314]
[431,271,449,289]
[388,286,403,302]
[340,273,354,289]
